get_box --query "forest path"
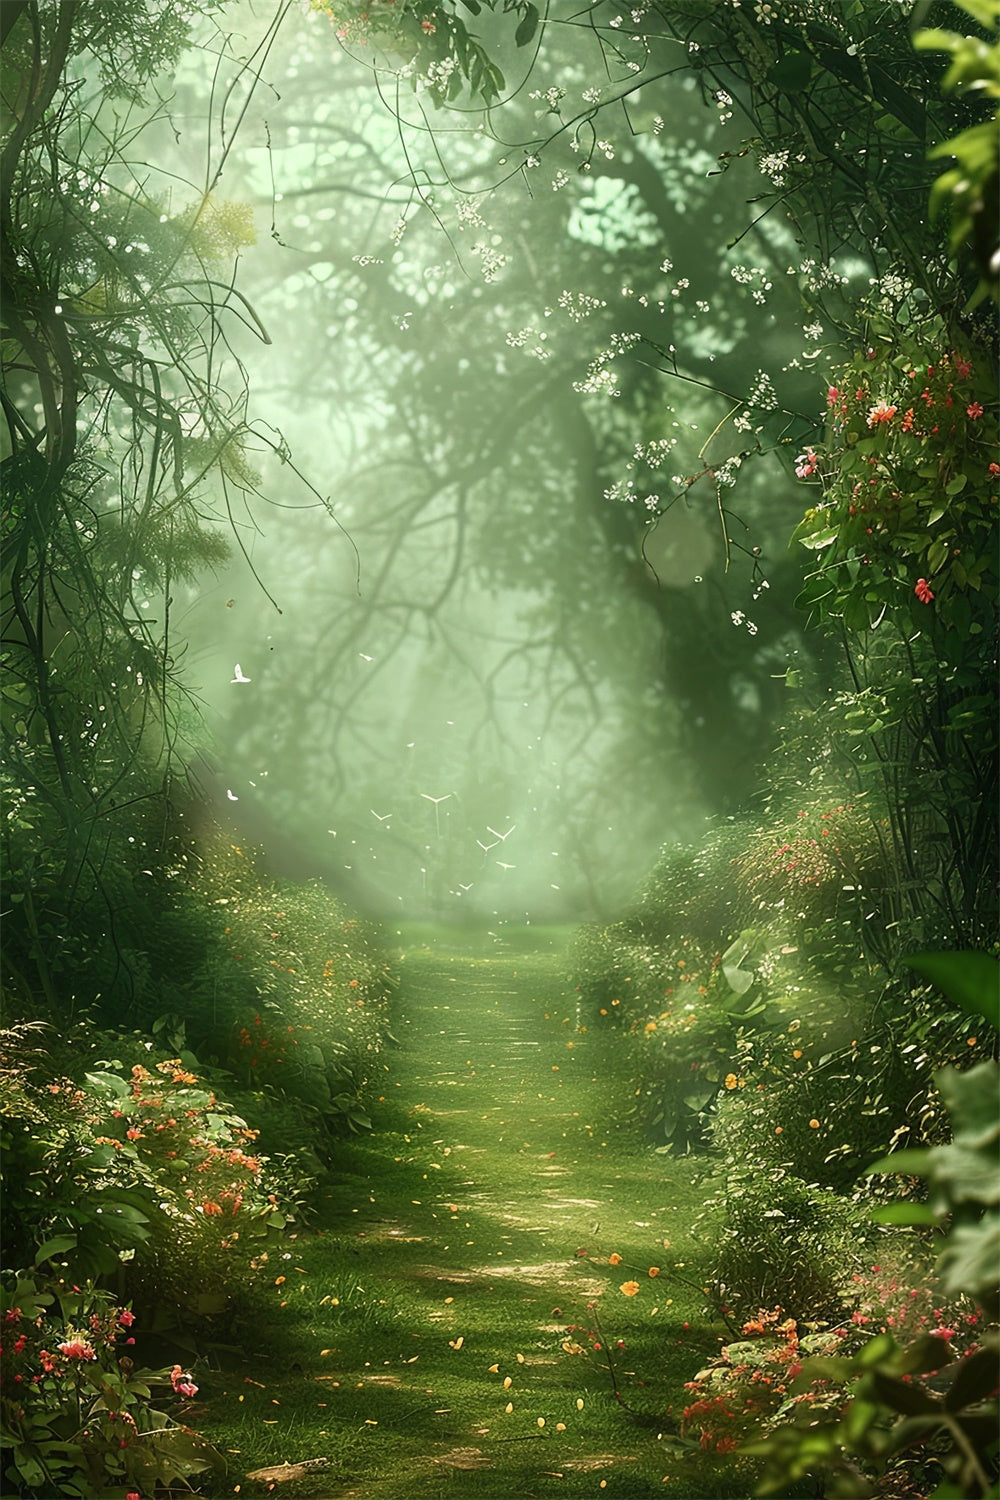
[204,931,726,1500]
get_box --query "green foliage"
[748,953,1000,1499]
[0,1030,296,1322]
[793,326,997,638]
[0,1278,223,1498]
[310,0,540,103]
[916,0,1000,301]
[700,1170,873,1328]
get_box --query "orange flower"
[809,1119,820,1129]
[648,1267,660,1278]
[620,1281,640,1297]
[644,1021,657,1034]
[608,1252,622,1266]
[724,1073,738,1090]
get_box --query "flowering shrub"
[794,324,997,638]
[681,1271,986,1461]
[191,839,394,1132]
[0,1279,222,1497]
[1,1043,292,1314]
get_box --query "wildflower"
[867,401,897,427]
[648,1267,660,1278]
[421,16,436,31]
[914,578,935,604]
[953,354,973,378]
[967,401,984,419]
[170,1365,198,1397]
[58,1339,96,1361]
[608,1253,622,1266]
[989,462,1000,477]
[724,1073,738,1090]
[809,1119,820,1129]
[620,1281,640,1297]
[794,448,818,479]
[644,1021,657,1034]
[825,386,840,408]
[901,407,914,431]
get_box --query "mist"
[165,0,815,925]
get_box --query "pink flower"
[867,401,897,427]
[794,447,819,479]
[58,1339,96,1361]
[932,1326,957,1341]
[914,578,935,604]
[118,1310,136,1328]
[170,1364,198,1397]
[953,355,973,379]
[966,401,984,419]
[826,386,840,407]
[4,1308,22,1324]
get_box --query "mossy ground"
[192,928,780,1498]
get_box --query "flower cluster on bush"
[0,1040,292,1317]
[794,321,997,640]
[680,1266,986,1460]
[0,1279,222,1498]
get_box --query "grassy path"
[198,930,752,1498]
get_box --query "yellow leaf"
[449,1337,464,1350]
[488,1364,500,1374]
[503,1376,512,1389]
[504,1402,513,1414]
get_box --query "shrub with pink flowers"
[1,1042,295,1321]
[0,1279,222,1497]
[794,321,997,639]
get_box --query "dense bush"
[0,1027,298,1323]
[0,1277,223,1498]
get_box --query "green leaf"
[870,1201,940,1226]
[935,1062,1000,1148]
[514,3,539,47]
[944,1341,1000,1412]
[798,528,839,551]
[85,1070,129,1098]
[721,932,757,995]
[905,952,1000,1028]
[767,51,813,93]
[34,1233,78,1265]
[939,1213,1000,1301]
[867,1371,940,1415]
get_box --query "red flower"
[914,578,935,604]
[966,401,984,419]
[58,1339,96,1361]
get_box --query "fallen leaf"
[448,1336,464,1350]
[488,1364,500,1374]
